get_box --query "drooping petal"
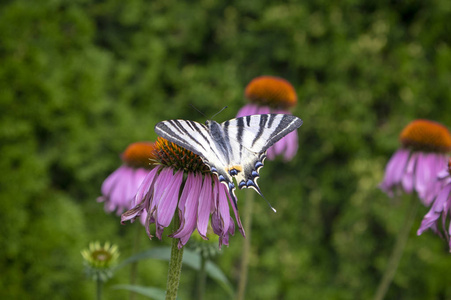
[134,166,160,207]
[283,130,299,161]
[266,147,276,160]
[197,174,213,239]
[442,192,451,241]
[149,168,174,215]
[118,167,135,214]
[171,173,202,242]
[100,165,124,198]
[213,176,245,237]
[401,152,416,194]
[121,200,147,224]
[178,172,196,217]
[139,209,148,226]
[155,170,184,239]
[218,184,231,236]
[418,184,451,235]
[380,149,410,195]
[414,153,429,200]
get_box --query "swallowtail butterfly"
[155,114,303,211]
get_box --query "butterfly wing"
[154,114,303,211]
[221,114,303,194]
[155,119,239,207]
[154,119,227,166]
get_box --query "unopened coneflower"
[417,158,451,250]
[237,76,299,161]
[81,241,120,282]
[98,142,156,224]
[379,119,451,205]
[121,137,244,249]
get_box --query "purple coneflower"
[379,119,451,205]
[98,142,155,224]
[417,158,451,250]
[121,137,244,249]
[237,76,299,161]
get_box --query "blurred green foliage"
[2,0,451,299]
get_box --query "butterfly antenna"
[189,104,206,118]
[210,106,228,120]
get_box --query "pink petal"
[218,184,231,236]
[134,166,160,207]
[236,104,258,118]
[414,152,430,201]
[155,170,184,238]
[266,147,276,160]
[178,172,196,217]
[214,176,245,237]
[172,173,202,240]
[417,184,451,235]
[255,106,271,115]
[149,168,174,215]
[379,149,410,195]
[101,165,124,197]
[197,174,213,239]
[283,130,299,161]
[401,152,416,194]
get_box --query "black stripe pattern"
[154,114,303,209]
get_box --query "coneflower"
[98,142,156,224]
[121,137,244,249]
[379,119,451,205]
[237,76,299,161]
[375,119,451,300]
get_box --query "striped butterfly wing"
[154,119,229,168]
[155,114,303,210]
[155,119,240,208]
[221,114,303,195]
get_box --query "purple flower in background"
[237,76,299,161]
[417,158,451,250]
[98,142,155,224]
[379,119,451,205]
[121,138,244,249]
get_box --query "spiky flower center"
[153,137,209,173]
[400,119,451,153]
[121,142,155,169]
[245,76,297,109]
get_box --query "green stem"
[165,216,184,300]
[236,191,255,300]
[96,276,103,300]
[197,254,207,300]
[129,223,142,300]
[373,196,419,300]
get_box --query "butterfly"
[154,114,303,211]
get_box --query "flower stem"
[96,277,103,300]
[129,223,142,300]
[197,254,207,300]
[236,191,255,300]
[373,196,419,300]
[165,216,184,300]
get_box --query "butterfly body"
[155,114,302,209]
